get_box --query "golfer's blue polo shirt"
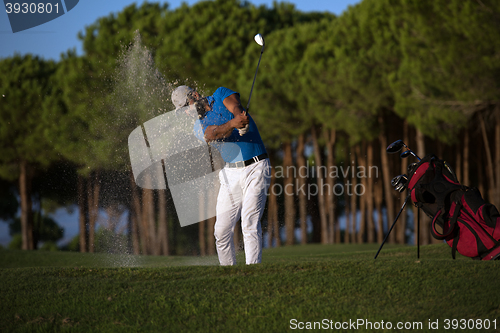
[194,87,267,163]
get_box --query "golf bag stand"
[374,194,418,259]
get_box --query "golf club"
[378,139,425,260]
[246,33,265,111]
[395,182,407,193]
[391,175,408,193]
[408,162,418,173]
[391,174,407,192]
[391,174,407,187]
[386,139,421,161]
[400,150,412,159]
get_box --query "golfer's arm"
[204,121,236,142]
[224,93,246,115]
[204,94,244,142]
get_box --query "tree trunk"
[159,190,169,255]
[374,173,384,244]
[344,147,351,244]
[283,141,295,245]
[267,155,280,247]
[463,128,470,186]
[78,174,87,252]
[19,160,34,250]
[104,203,124,235]
[416,129,425,160]
[378,122,395,244]
[478,151,485,203]
[88,171,100,253]
[129,171,141,255]
[296,133,308,244]
[267,164,276,247]
[480,114,496,203]
[207,216,216,255]
[311,126,328,244]
[199,220,206,256]
[350,148,358,243]
[141,186,152,255]
[455,141,462,185]
[356,144,366,244]
[198,192,206,256]
[380,140,395,241]
[142,175,157,255]
[207,216,216,256]
[397,121,409,244]
[495,108,500,209]
[366,141,375,243]
[324,129,337,244]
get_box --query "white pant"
[214,158,271,265]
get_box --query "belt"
[225,153,268,168]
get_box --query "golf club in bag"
[375,140,500,260]
[374,140,421,259]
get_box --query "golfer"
[172,85,271,265]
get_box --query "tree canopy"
[1,0,499,250]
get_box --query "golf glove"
[239,124,249,136]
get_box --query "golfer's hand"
[231,112,249,129]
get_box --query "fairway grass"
[1,244,499,332]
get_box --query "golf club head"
[391,175,401,187]
[407,162,418,174]
[254,34,265,47]
[391,174,408,192]
[391,174,408,187]
[443,160,459,183]
[400,150,412,159]
[395,182,407,192]
[386,140,406,153]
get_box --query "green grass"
[1,244,499,332]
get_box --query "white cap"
[171,85,194,109]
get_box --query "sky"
[1,0,361,61]
[0,0,361,247]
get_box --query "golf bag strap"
[431,210,446,240]
[411,188,418,205]
[431,202,461,240]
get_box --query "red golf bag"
[407,155,500,260]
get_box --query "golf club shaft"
[403,145,421,161]
[410,151,421,161]
[374,194,411,259]
[246,49,264,111]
